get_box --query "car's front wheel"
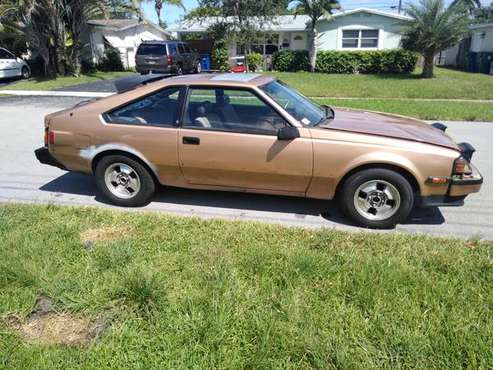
[95,155,155,207]
[21,66,30,79]
[338,168,414,229]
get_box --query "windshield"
[260,80,327,126]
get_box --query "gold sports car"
[35,73,482,229]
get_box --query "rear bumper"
[34,147,66,170]
[136,66,172,74]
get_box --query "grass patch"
[1,204,492,368]
[267,67,493,100]
[316,98,493,121]
[0,71,132,91]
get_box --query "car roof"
[156,73,275,88]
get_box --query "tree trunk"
[308,24,318,72]
[422,52,435,78]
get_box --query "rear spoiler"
[114,73,177,93]
[458,142,476,161]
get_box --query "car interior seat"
[215,94,240,124]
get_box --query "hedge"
[272,49,418,74]
[271,50,310,72]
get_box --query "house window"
[342,29,379,49]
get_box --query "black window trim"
[102,85,187,128]
[0,48,15,59]
[179,85,291,136]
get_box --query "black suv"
[136,41,201,75]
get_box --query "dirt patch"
[80,225,133,247]
[5,295,110,347]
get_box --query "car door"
[0,49,20,78]
[178,86,313,195]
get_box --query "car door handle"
[183,136,200,145]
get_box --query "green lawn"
[316,98,493,121]
[0,71,133,91]
[267,67,493,100]
[1,204,492,368]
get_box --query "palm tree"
[290,0,340,72]
[141,0,185,28]
[450,0,482,13]
[401,0,470,78]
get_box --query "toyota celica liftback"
[35,73,483,229]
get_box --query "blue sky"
[142,0,491,26]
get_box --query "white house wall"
[471,26,493,53]
[317,12,407,51]
[88,24,168,69]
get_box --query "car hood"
[318,108,459,150]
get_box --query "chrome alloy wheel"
[104,163,141,199]
[353,180,401,221]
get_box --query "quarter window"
[342,29,379,49]
[105,87,182,126]
[183,87,287,135]
[168,43,178,55]
[178,43,185,54]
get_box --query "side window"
[178,43,185,54]
[168,43,178,55]
[184,44,191,53]
[105,87,182,126]
[0,49,14,59]
[183,87,287,135]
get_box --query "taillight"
[453,157,472,176]
[167,55,173,66]
[44,128,54,146]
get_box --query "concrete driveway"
[0,96,491,240]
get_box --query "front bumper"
[421,163,483,207]
[34,147,66,170]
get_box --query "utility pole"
[398,0,403,14]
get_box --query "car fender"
[79,143,159,177]
[336,151,423,192]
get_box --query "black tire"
[338,168,414,229]
[195,60,202,74]
[176,65,183,75]
[95,155,155,207]
[21,66,30,79]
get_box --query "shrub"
[97,47,124,72]
[272,50,310,72]
[247,52,263,72]
[316,49,418,74]
[212,47,230,72]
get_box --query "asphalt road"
[1,96,492,240]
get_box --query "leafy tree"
[401,0,470,78]
[289,0,341,72]
[194,0,287,69]
[450,0,482,13]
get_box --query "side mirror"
[277,126,300,141]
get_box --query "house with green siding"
[167,8,411,64]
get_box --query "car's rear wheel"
[21,66,30,79]
[95,155,155,207]
[176,64,183,75]
[195,61,202,74]
[338,168,414,229]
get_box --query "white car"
[0,47,30,79]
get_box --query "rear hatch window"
[137,44,167,56]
